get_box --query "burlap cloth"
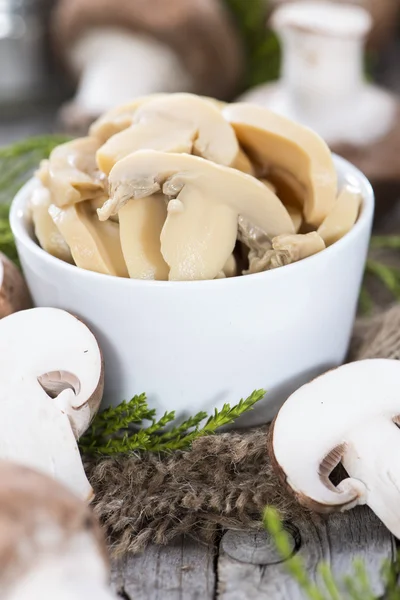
[85,298,400,555]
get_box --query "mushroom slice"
[268,359,400,537]
[96,93,239,175]
[104,150,295,281]
[119,193,169,280]
[318,184,362,247]
[47,137,106,208]
[223,103,337,227]
[0,308,104,500]
[0,461,115,599]
[89,93,169,142]
[245,232,325,274]
[287,205,303,233]
[49,201,128,277]
[232,148,255,176]
[30,185,72,263]
[0,254,31,319]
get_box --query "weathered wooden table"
[110,509,395,599]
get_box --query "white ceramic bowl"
[10,155,374,426]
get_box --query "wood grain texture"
[111,536,216,600]
[218,507,395,600]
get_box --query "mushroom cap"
[0,308,104,499]
[269,359,400,512]
[0,254,31,320]
[102,149,294,280]
[96,93,239,175]
[0,461,108,596]
[222,102,337,227]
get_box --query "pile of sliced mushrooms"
[30,93,362,281]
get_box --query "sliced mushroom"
[0,307,104,500]
[0,254,31,319]
[119,193,169,280]
[318,184,362,247]
[268,359,400,537]
[287,205,303,233]
[223,103,337,226]
[245,232,325,274]
[0,461,115,600]
[89,93,169,142]
[232,148,255,176]
[30,185,73,263]
[96,93,239,175]
[49,201,128,277]
[102,150,294,281]
[47,137,106,208]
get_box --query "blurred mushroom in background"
[50,0,244,135]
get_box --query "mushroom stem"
[343,417,400,537]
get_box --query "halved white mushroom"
[96,93,239,175]
[0,307,104,500]
[245,231,325,274]
[318,184,362,247]
[30,185,73,263]
[268,359,400,537]
[49,201,128,277]
[0,254,31,319]
[47,137,106,207]
[223,103,337,226]
[101,150,294,281]
[0,461,115,600]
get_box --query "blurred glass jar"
[0,0,50,105]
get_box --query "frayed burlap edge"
[86,303,400,555]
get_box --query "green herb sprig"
[80,389,265,456]
[264,507,400,600]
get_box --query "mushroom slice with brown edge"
[119,193,169,280]
[223,103,337,227]
[268,359,400,536]
[0,461,116,600]
[0,307,104,501]
[0,254,31,319]
[47,137,105,208]
[96,93,239,175]
[318,184,362,247]
[49,200,128,277]
[245,231,325,274]
[30,185,73,263]
[103,150,295,281]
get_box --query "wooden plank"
[218,507,395,599]
[110,536,216,600]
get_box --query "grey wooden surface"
[110,507,395,599]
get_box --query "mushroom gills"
[119,193,169,280]
[318,185,362,246]
[49,201,128,277]
[105,150,294,281]
[245,232,325,274]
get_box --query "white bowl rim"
[10,154,374,290]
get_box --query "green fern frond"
[80,389,265,456]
